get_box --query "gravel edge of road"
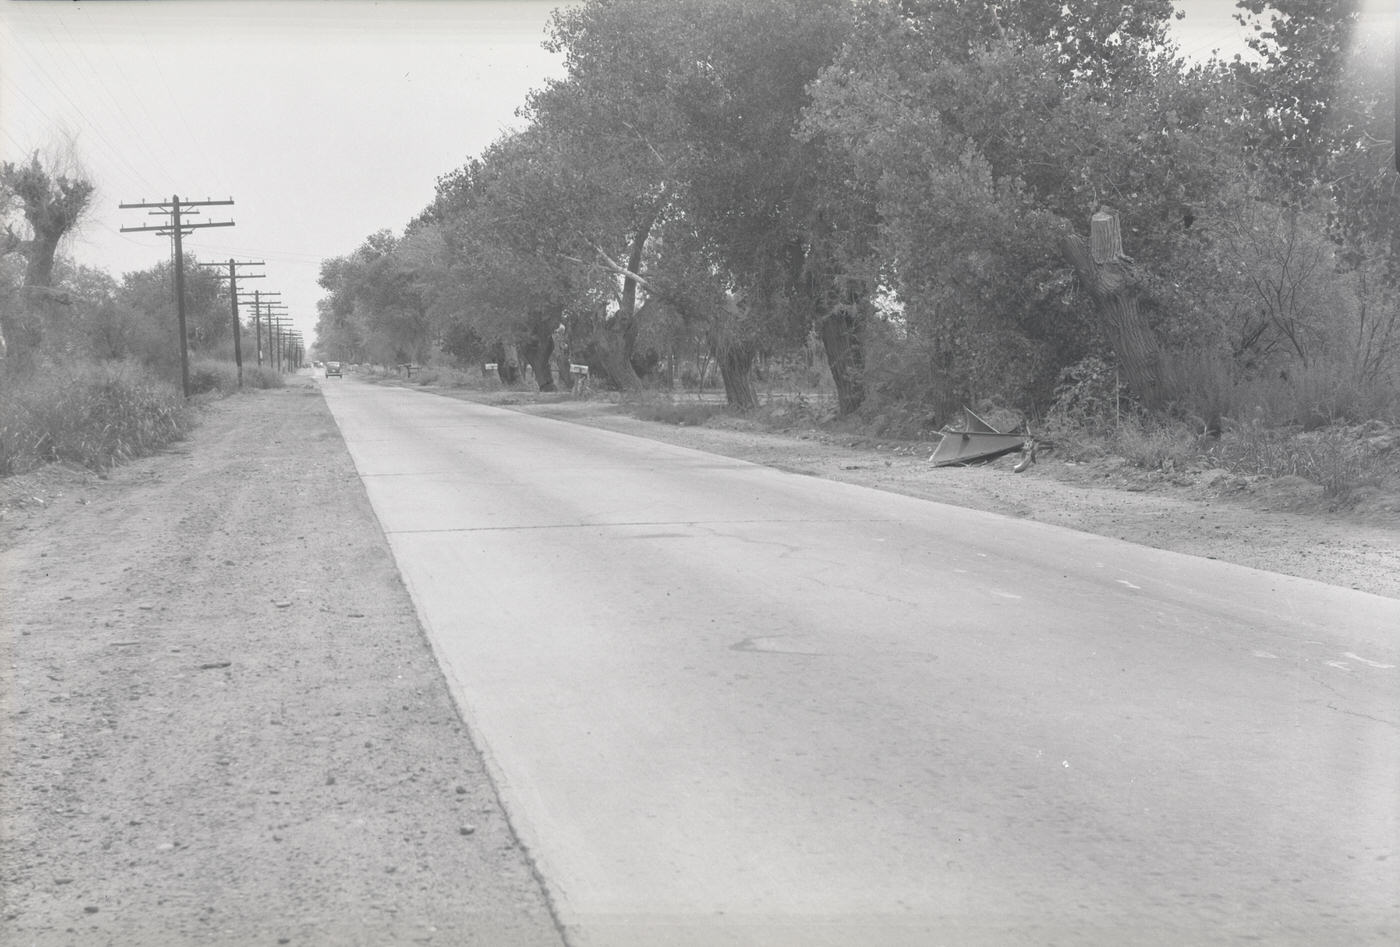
[1,380,567,947]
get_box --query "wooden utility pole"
[263,305,289,370]
[119,196,235,397]
[197,259,264,387]
[270,316,293,373]
[270,316,282,372]
[281,325,303,371]
[246,291,283,367]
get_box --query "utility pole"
[263,305,289,370]
[246,291,283,367]
[197,259,264,388]
[119,196,235,397]
[270,315,293,373]
[258,303,288,370]
[284,324,299,372]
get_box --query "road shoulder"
[1,381,564,946]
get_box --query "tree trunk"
[0,288,68,373]
[491,342,521,385]
[24,232,61,290]
[594,224,653,391]
[819,308,865,416]
[0,246,60,372]
[717,341,758,410]
[519,328,557,393]
[1061,207,1167,408]
[594,315,643,390]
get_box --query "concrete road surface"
[322,380,1399,947]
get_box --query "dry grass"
[189,359,285,393]
[1208,420,1393,499]
[0,361,191,475]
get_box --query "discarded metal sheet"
[929,407,1027,467]
[960,407,998,434]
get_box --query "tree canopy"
[315,0,1399,425]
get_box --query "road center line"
[382,517,897,535]
[1342,651,1396,669]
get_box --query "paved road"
[322,380,1399,946]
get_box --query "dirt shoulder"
[0,378,564,946]
[425,387,1400,601]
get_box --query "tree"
[535,0,857,410]
[0,151,95,369]
[316,231,436,368]
[804,0,1251,414]
[426,131,607,391]
[115,259,229,376]
[1230,0,1365,190]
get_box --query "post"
[171,196,191,397]
[253,290,263,367]
[228,259,243,387]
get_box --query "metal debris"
[929,407,1028,468]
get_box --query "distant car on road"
[325,361,343,378]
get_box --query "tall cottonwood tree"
[805,0,1246,412]
[426,129,614,391]
[0,152,95,369]
[536,0,856,410]
[316,231,435,368]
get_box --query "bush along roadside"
[189,358,286,394]
[0,360,192,475]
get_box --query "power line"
[119,195,236,397]
[197,258,265,387]
[134,27,231,199]
[63,9,187,181]
[242,290,284,368]
[47,15,182,187]
[0,27,163,195]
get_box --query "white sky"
[0,0,1337,349]
[1,0,570,347]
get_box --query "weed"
[629,397,726,426]
[188,360,239,394]
[0,361,191,475]
[242,365,285,389]
[1111,417,1200,473]
[1210,419,1391,498]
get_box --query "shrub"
[186,360,284,391]
[1210,419,1391,498]
[629,397,725,426]
[0,361,190,474]
[1112,417,1200,472]
[1045,355,1125,433]
[242,364,284,389]
[188,359,239,395]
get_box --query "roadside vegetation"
[5,2,1397,506]
[313,0,1397,504]
[1,151,297,477]
[0,360,190,475]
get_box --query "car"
[325,361,343,378]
